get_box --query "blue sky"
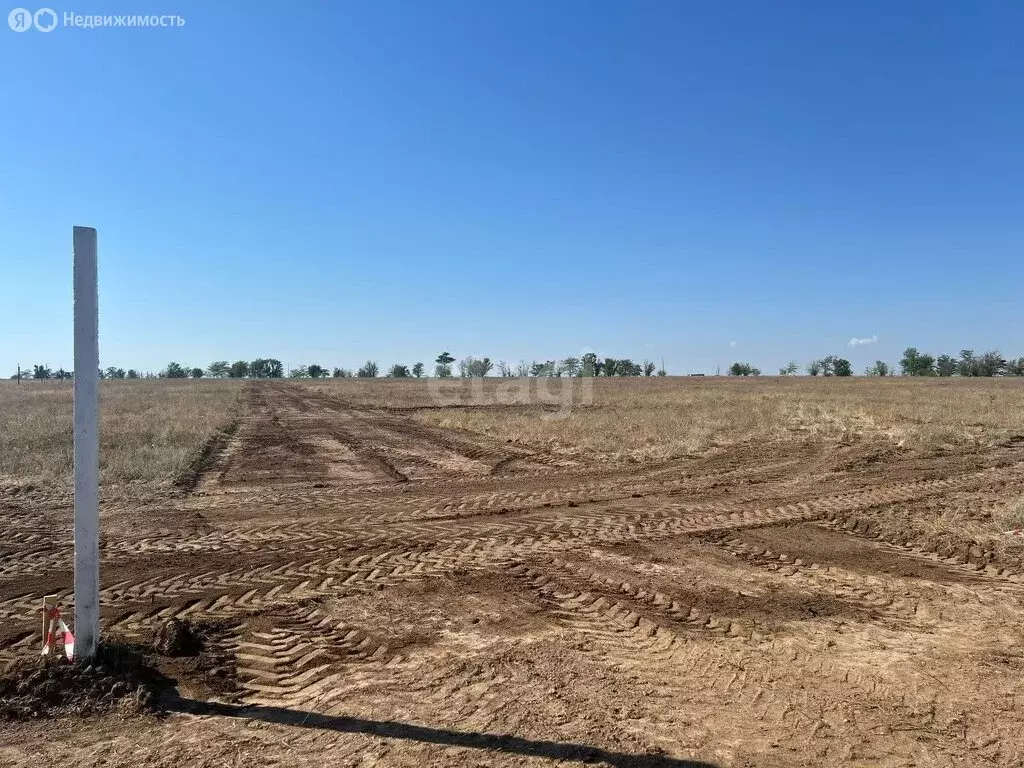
[1,1,1021,376]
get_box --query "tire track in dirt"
[234,603,398,703]
[502,557,984,759]
[0,502,834,655]
[7,382,1024,767]
[0,459,1013,604]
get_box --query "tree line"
[727,348,1024,377]
[897,348,1024,377]
[14,347,1024,382]
[12,352,668,381]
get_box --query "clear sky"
[1,1,1021,376]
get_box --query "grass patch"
[0,379,242,491]
[401,377,1024,462]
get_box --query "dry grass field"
[2,377,1024,767]
[0,379,242,491]
[305,375,1024,549]
[405,376,1024,457]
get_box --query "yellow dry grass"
[5,376,1022,496]
[402,377,1024,462]
[0,379,242,490]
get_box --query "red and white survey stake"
[41,596,75,662]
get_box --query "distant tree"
[957,349,979,377]
[460,356,493,377]
[228,360,250,378]
[54,368,72,380]
[105,367,126,380]
[617,359,642,376]
[332,367,352,378]
[33,365,52,380]
[412,362,425,378]
[915,353,936,376]
[435,351,455,378]
[817,356,836,376]
[657,367,667,376]
[530,361,545,377]
[778,361,799,376]
[865,361,891,377]
[900,348,935,377]
[190,368,204,379]
[126,369,139,379]
[832,358,852,377]
[162,362,188,379]
[562,357,582,377]
[207,361,230,378]
[954,349,1006,377]
[581,352,600,377]
[357,360,379,378]
[934,354,956,377]
[643,360,656,377]
[250,359,284,378]
[288,366,309,378]
[728,362,760,376]
[496,360,512,377]
[388,364,410,378]
[603,358,618,377]
[807,359,822,377]
[307,364,327,379]
[978,350,1006,377]
[810,355,851,377]
[515,360,531,377]
[1006,357,1024,376]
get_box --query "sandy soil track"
[3,382,1024,767]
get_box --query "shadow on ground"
[169,696,719,767]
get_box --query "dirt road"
[3,382,1024,767]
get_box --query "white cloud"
[847,335,879,348]
[729,340,737,348]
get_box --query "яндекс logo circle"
[8,7,33,31]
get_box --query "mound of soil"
[0,642,171,720]
[153,619,240,700]
[153,618,202,657]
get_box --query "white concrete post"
[73,226,99,659]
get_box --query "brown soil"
[2,381,1024,767]
[0,642,167,719]
[153,618,202,656]
[729,523,985,583]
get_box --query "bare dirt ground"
[3,381,1024,767]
